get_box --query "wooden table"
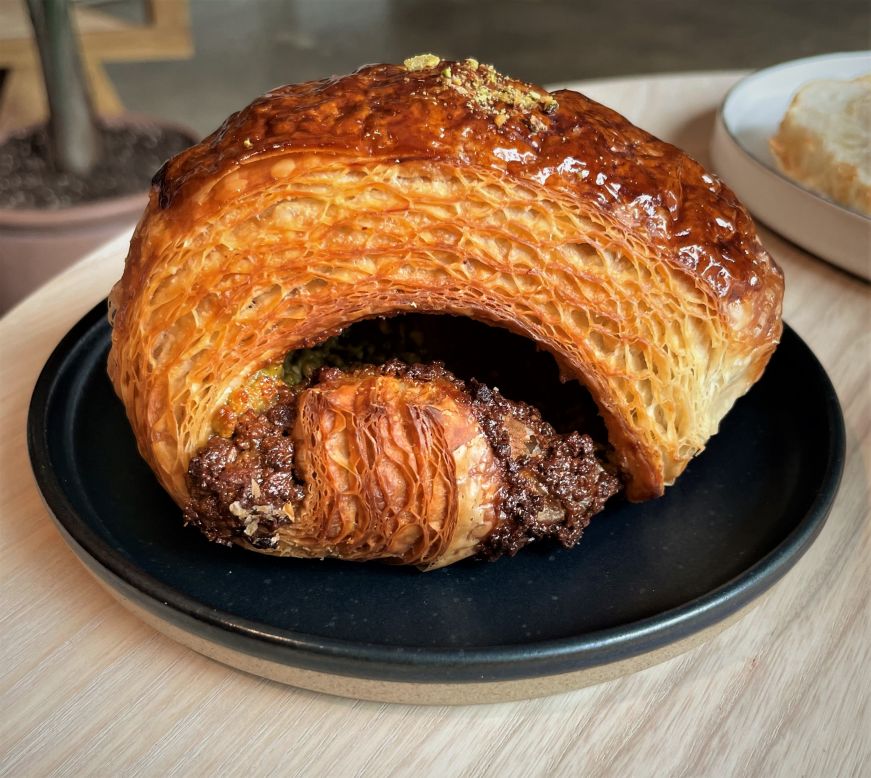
[1,72,868,776]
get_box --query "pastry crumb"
[404,53,441,71]
[528,115,548,133]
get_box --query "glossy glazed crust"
[108,57,783,509]
[148,60,779,305]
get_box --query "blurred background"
[0,0,867,312]
[4,0,867,136]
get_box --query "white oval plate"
[710,51,871,279]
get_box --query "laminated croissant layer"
[184,362,617,568]
[108,58,783,522]
[242,368,502,570]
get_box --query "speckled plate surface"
[28,302,844,704]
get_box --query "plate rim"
[27,302,846,683]
[719,50,871,221]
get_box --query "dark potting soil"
[0,123,195,209]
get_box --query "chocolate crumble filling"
[466,380,619,559]
[184,382,304,549]
[184,359,620,559]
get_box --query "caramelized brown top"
[153,57,778,303]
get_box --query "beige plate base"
[87,567,759,705]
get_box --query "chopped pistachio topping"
[404,53,441,71]
[400,54,558,131]
[437,59,558,129]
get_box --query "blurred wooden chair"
[0,0,193,133]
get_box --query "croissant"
[107,55,783,569]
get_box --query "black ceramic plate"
[28,302,844,697]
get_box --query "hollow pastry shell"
[108,58,784,509]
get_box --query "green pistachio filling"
[282,319,429,386]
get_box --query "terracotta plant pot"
[0,115,198,315]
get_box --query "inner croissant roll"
[107,55,783,569]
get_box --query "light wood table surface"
[1,72,868,777]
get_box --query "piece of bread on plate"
[770,74,871,215]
